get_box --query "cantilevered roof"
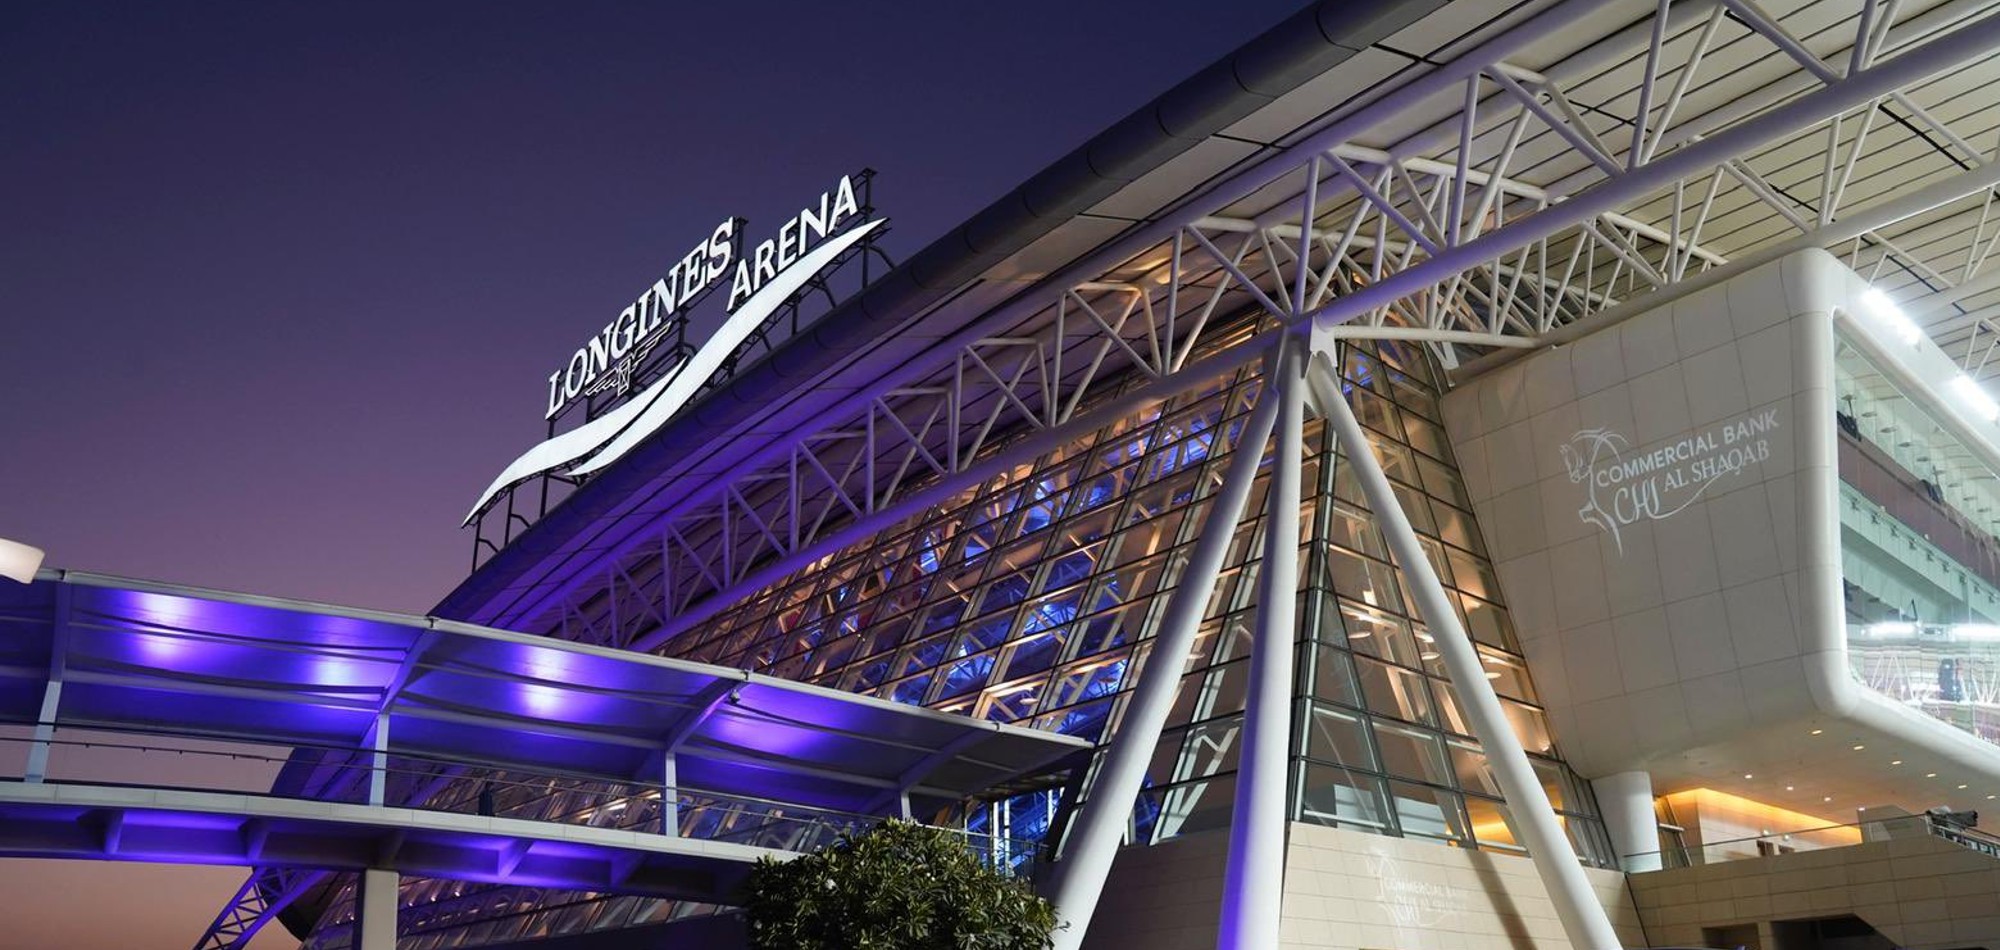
[0,572,1087,814]
[441,0,2000,676]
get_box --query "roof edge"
[439,0,1440,625]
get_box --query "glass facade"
[1836,336,2000,744]
[304,331,1612,947]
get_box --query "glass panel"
[1431,678,1473,737]
[1155,775,1236,841]
[1305,703,1376,769]
[1174,716,1243,781]
[1341,599,1425,668]
[1417,455,1472,509]
[1371,720,1453,785]
[1532,756,1570,811]
[1326,503,1388,559]
[1357,657,1435,725]
[1311,644,1362,707]
[1350,387,1402,439]
[1325,548,1403,614]
[1460,593,1518,650]
[1297,763,1391,830]
[1478,649,1536,703]
[1449,740,1502,798]
[1464,795,1523,851]
[1503,698,1556,756]
[1389,781,1468,842]
[1446,547,1499,600]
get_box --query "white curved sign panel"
[466,180,881,525]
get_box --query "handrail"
[1625,811,1992,871]
[0,731,1041,867]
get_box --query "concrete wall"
[1630,833,2000,949]
[1085,822,1642,949]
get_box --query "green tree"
[745,819,1059,950]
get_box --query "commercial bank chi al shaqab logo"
[1559,407,1781,555]
[465,175,881,524]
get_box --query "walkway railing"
[0,726,1040,873]
[1625,811,2000,872]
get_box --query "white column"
[1305,350,1622,950]
[355,867,399,950]
[1218,340,1305,949]
[23,680,60,784]
[26,583,70,784]
[661,752,680,836]
[1593,771,1661,872]
[1046,370,1284,950]
[368,712,390,807]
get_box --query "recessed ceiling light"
[1823,796,1834,802]
[1928,773,1939,778]
[1960,784,1970,790]
[1988,795,1995,801]
[1743,773,1754,780]
[1852,744,1866,751]
[1811,729,1824,735]
[1785,785,1795,791]
[1891,760,1903,766]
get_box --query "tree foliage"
[744,819,1059,950]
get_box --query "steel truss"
[493,0,2000,665]
[195,867,330,950]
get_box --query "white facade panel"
[1444,250,2000,814]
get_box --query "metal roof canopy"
[437,0,2000,664]
[0,571,1087,814]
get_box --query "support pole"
[1046,367,1284,950]
[23,680,59,784]
[368,712,390,807]
[26,584,71,785]
[1218,339,1306,949]
[661,752,680,837]
[1304,350,1621,950]
[355,867,399,950]
[1594,771,1661,872]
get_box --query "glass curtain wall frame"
[303,336,1614,949]
[1836,334,2000,748]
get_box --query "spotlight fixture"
[0,538,43,585]
[1862,287,1923,346]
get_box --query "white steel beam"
[1045,347,1284,950]
[1304,349,1621,950]
[1217,338,1306,949]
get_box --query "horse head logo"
[1561,428,1627,554]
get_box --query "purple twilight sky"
[1,2,1299,946]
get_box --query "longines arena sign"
[466,174,881,523]
[1560,407,1779,555]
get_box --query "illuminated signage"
[1559,407,1780,554]
[467,174,879,524]
[545,219,736,419]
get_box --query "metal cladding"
[0,571,1087,813]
